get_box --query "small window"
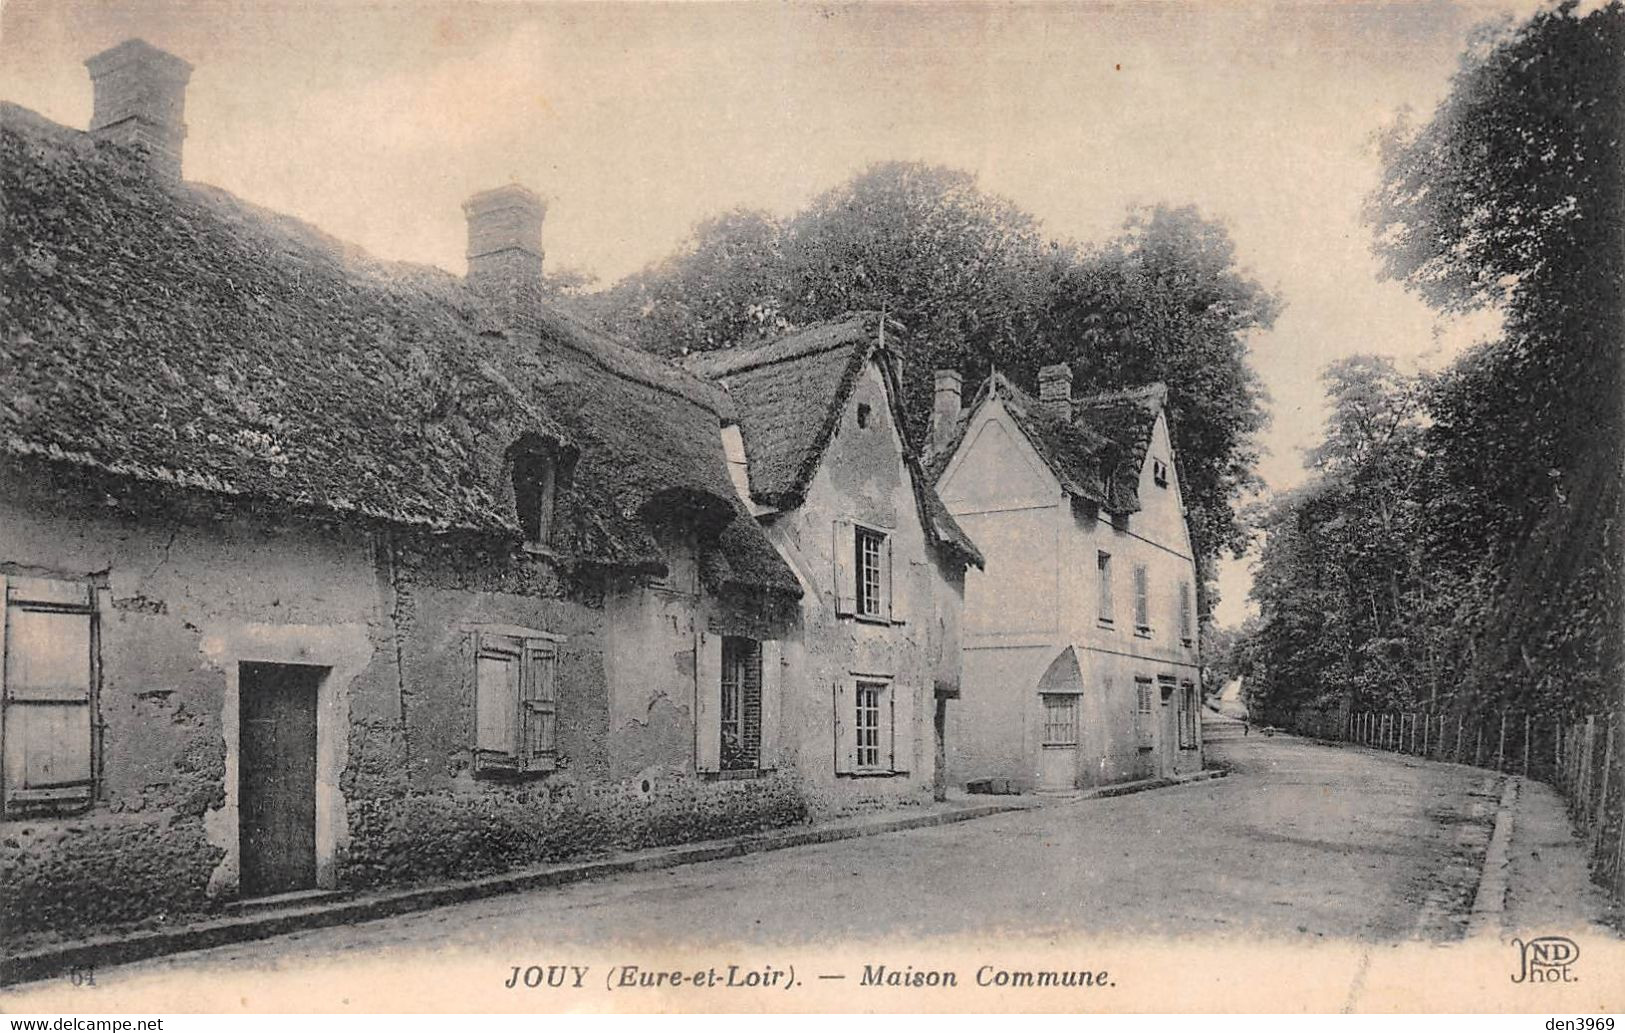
[512,451,557,549]
[854,680,888,770]
[1179,682,1199,749]
[855,527,886,619]
[2,577,97,818]
[720,637,763,771]
[1132,564,1150,635]
[856,402,872,429]
[1096,551,1114,625]
[1179,581,1193,646]
[474,633,558,776]
[1135,677,1154,749]
[1152,459,1169,488]
[1042,694,1079,747]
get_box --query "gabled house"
[0,40,812,943]
[928,363,1203,792]
[686,319,982,806]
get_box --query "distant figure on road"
[1243,718,1250,736]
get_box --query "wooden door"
[1039,693,1079,790]
[1158,679,1178,777]
[239,662,321,897]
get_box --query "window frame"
[1134,676,1155,751]
[1,575,100,819]
[1152,458,1169,488]
[1041,693,1079,748]
[719,636,764,772]
[1096,550,1114,627]
[1132,564,1151,637]
[853,525,888,622]
[853,678,890,772]
[470,627,564,779]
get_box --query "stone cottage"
[928,365,1204,792]
[0,38,833,942]
[686,321,984,807]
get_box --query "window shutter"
[890,681,913,774]
[832,519,857,616]
[1133,565,1149,628]
[3,579,96,810]
[519,642,558,771]
[833,680,855,774]
[759,640,782,770]
[694,631,723,773]
[882,534,901,624]
[476,639,520,762]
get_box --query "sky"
[0,0,1535,624]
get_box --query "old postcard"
[0,0,1620,1017]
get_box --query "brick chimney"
[84,39,192,180]
[931,369,963,453]
[463,184,546,331]
[1038,363,1074,419]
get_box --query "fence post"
[1423,713,1430,758]
[1591,723,1614,859]
[1456,716,1464,763]
[1475,723,1484,768]
[1580,716,1597,830]
[1497,710,1508,772]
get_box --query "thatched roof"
[685,315,982,569]
[0,103,799,596]
[929,372,1166,516]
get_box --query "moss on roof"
[0,102,800,596]
[686,314,982,569]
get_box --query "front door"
[1158,678,1178,777]
[1039,693,1079,791]
[239,662,321,897]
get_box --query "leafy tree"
[586,165,1278,599]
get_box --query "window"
[1178,581,1193,646]
[1135,677,1154,749]
[512,450,557,549]
[474,631,559,776]
[1133,564,1150,635]
[2,576,97,817]
[1179,682,1199,749]
[835,521,898,624]
[1042,694,1079,747]
[720,637,763,771]
[835,675,908,775]
[856,528,886,618]
[854,681,885,770]
[856,402,872,429]
[1096,551,1114,624]
[1152,459,1169,488]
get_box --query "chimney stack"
[931,369,963,453]
[85,39,193,180]
[1038,363,1074,419]
[463,184,546,331]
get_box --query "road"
[5,717,1516,1010]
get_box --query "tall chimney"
[463,184,546,331]
[931,369,963,453]
[84,39,193,180]
[1038,363,1074,420]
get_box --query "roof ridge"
[682,313,878,380]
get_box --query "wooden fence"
[1287,705,1624,910]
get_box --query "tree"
[586,165,1278,595]
[1366,0,1623,719]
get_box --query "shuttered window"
[835,675,907,775]
[2,576,97,817]
[1132,564,1150,634]
[1096,551,1113,624]
[474,632,558,776]
[834,521,897,623]
[854,681,886,770]
[1135,677,1154,749]
[1042,694,1079,747]
[1179,581,1193,645]
[720,637,762,771]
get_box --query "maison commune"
[928,365,1204,792]
[0,39,978,944]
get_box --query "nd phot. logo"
[1511,936,1579,983]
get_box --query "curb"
[1466,775,1520,939]
[1035,767,1228,803]
[1,800,1024,987]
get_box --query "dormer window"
[1152,459,1169,488]
[512,449,557,549]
